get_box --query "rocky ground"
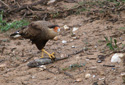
[0,0,125,85]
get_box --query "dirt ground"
[0,0,125,85]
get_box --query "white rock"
[72,27,78,32]
[111,53,124,63]
[39,65,46,71]
[121,73,125,76]
[85,73,91,79]
[31,76,35,79]
[47,0,56,4]
[93,75,96,78]
[63,25,69,30]
[75,78,82,82]
[0,63,6,68]
[71,45,75,48]
[99,77,105,80]
[62,40,67,44]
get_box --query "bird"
[10,21,60,60]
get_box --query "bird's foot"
[49,52,56,60]
[40,56,44,59]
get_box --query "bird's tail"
[10,31,22,39]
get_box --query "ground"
[0,0,125,85]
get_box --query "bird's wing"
[19,21,53,39]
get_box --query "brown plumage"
[10,21,60,60]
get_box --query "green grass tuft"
[0,11,29,32]
[104,36,119,51]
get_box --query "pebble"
[31,76,35,79]
[71,45,75,48]
[85,73,91,79]
[75,78,82,82]
[97,59,102,63]
[39,65,46,71]
[121,73,125,76]
[53,36,59,41]
[98,77,105,80]
[111,53,124,63]
[62,40,67,44]
[83,47,88,51]
[112,68,115,70]
[47,0,56,4]
[72,27,78,32]
[63,25,70,30]
[93,75,96,78]
[0,63,6,68]
[60,54,67,58]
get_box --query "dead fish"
[27,57,68,68]
[27,58,53,68]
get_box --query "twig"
[1,47,5,56]
[46,69,56,74]
[0,0,10,9]
[27,6,34,14]
[103,64,115,67]
[57,67,74,79]
[64,72,74,79]
[68,49,84,57]
[5,0,46,14]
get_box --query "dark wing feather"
[19,21,53,50]
[19,21,53,39]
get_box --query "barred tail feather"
[10,31,22,38]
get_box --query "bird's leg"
[42,49,55,60]
[40,49,44,58]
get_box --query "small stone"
[60,54,67,58]
[0,63,6,68]
[98,55,105,61]
[85,73,91,79]
[121,73,125,76]
[83,47,88,51]
[111,53,124,63]
[31,76,35,79]
[75,78,82,82]
[99,77,105,80]
[53,36,59,41]
[47,0,56,4]
[39,65,46,71]
[97,59,102,63]
[62,40,67,44]
[93,75,96,78]
[94,45,97,48]
[71,45,75,48]
[112,68,115,70]
[72,27,78,32]
[76,56,81,60]
[72,37,77,39]
[63,25,70,30]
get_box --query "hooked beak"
[57,28,60,32]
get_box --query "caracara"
[10,21,60,60]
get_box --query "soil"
[0,0,125,85]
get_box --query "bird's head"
[49,25,60,33]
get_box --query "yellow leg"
[42,49,55,59]
[40,50,44,58]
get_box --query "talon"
[49,52,55,60]
[41,49,56,60]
